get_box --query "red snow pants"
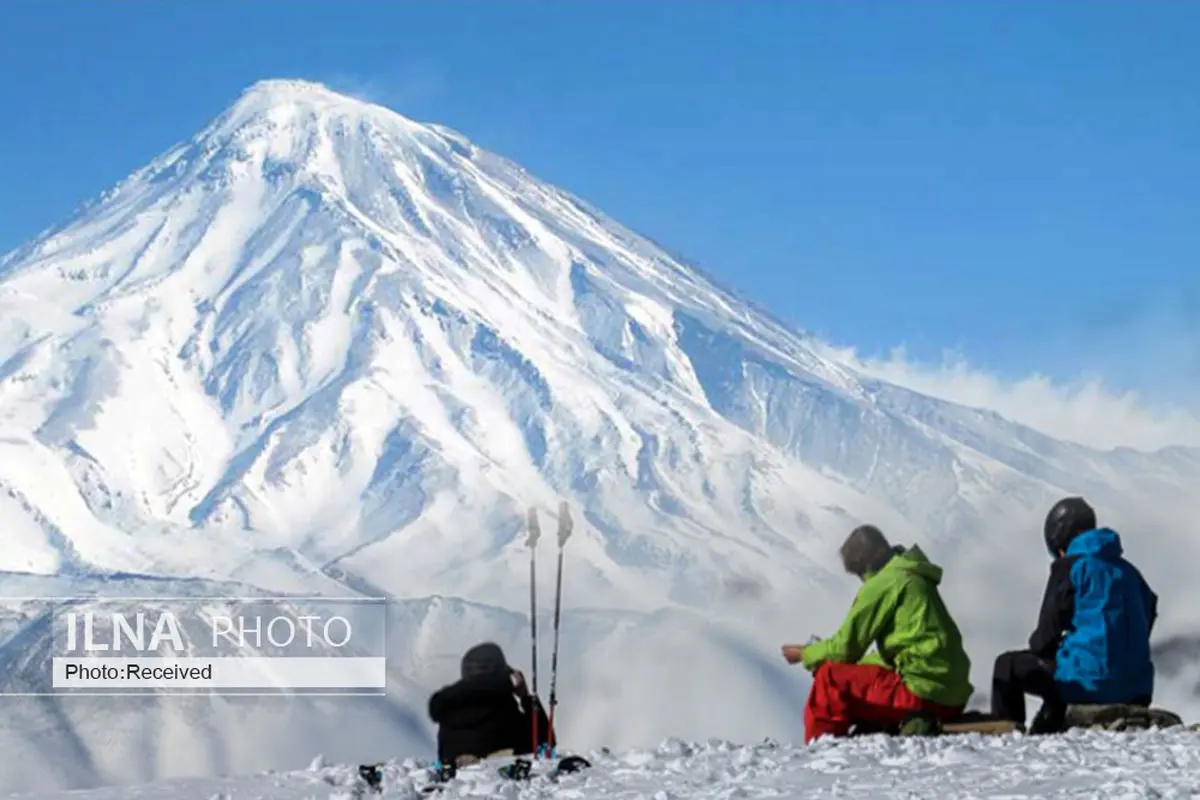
[804,662,964,743]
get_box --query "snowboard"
[931,710,1021,736]
[847,716,1015,738]
[924,704,1184,738]
[1063,703,1183,732]
[940,719,1021,735]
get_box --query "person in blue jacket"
[990,496,1158,733]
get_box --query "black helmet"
[1043,496,1096,557]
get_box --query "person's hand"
[510,669,526,690]
[780,644,805,665]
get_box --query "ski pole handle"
[556,501,573,547]
[526,507,542,547]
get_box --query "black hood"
[461,642,508,679]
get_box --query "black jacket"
[1028,551,1159,660]
[427,671,551,764]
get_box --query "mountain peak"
[226,78,401,120]
[203,77,422,143]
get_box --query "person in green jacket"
[781,524,974,742]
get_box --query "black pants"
[991,650,1064,729]
[992,650,1153,730]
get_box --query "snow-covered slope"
[10,730,1200,799]
[1,78,1198,793]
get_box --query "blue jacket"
[1029,527,1158,704]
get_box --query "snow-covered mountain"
[2,78,1195,608]
[0,78,1197,792]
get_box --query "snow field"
[11,730,1200,799]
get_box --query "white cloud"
[816,343,1200,452]
[323,64,449,117]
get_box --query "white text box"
[52,657,386,689]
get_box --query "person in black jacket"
[427,642,550,767]
[990,497,1158,733]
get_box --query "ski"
[419,760,459,794]
[497,754,591,781]
[357,763,384,794]
[418,753,590,791]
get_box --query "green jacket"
[801,545,973,708]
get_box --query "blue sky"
[1,1,1197,412]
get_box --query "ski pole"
[547,500,573,756]
[525,506,542,756]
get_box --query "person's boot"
[899,711,943,737]
[1028,702,1066,735]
